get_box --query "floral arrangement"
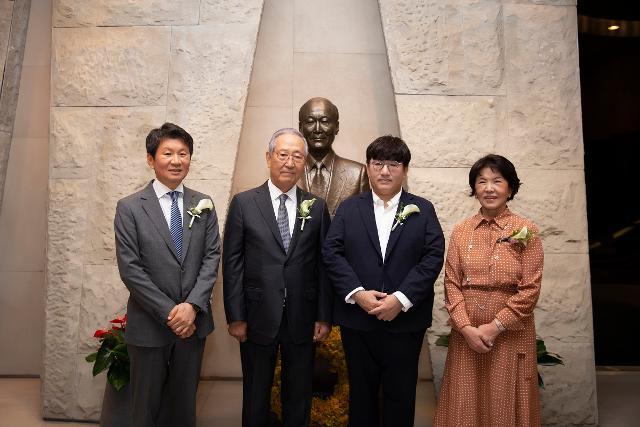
[271,326,349,426]
[435,334,563,388]
[85,314,130,391]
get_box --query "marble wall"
[379,0,596,425]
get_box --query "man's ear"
[146,153,155,169]
[335,121,339,135]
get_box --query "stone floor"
[0,371,638,426]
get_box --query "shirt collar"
[372,189,402,209]
[306,150,336,172]
[152,179,184,199]
[267,179,297,202]
[471,206,512,229]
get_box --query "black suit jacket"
[322,190,445,332]
[223,182,332,345]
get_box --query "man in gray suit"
[223,128,332,427]
[115,123,221,427]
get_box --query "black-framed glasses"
[370,160,403,171]
[274,152,305,164]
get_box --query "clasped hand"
[167,303,197,339]
[354,290,403,321]
[460,322,501,353]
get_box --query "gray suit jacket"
[115,181,221,347]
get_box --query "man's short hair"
[146,123,194,157]
[267,128,308,155]
[365,135,411,166]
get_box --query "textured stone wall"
[0,0,31,213]
[43,0,263,420]
[380,0,597,425]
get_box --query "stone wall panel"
[536,253,593,342]
[200,0,263,26]
[508,169,588,253]
[379,0,504,95]
[52,27,170,106]
[500,4,583,168]
[0,1,13,71]
[538,340,598,425]
[167,22,260,208]
[78,265,128,353]
[397,94,505,167]
[43,178,90,418]
[54,0,200,27]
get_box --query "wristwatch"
[190,303,201,313]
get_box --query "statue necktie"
[169,191,182,259]
[310,162,326,197]
[277,193,291,252]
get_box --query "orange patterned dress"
[434,208,544,427]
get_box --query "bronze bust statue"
[298,97,370,216]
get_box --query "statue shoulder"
[333,154,366,171]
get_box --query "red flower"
[93,329,110,338]
[109,314,127,324]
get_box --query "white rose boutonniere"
[496,226,536,246]
[297,198,316,231]
[187,199,214,228]
[391,203,420,231]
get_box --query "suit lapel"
[254,182,286,253]
[180,187,197,263]
[285,187,305,260]
[385,191,411,260]
[358,192,383,260]
[140,182,179,261]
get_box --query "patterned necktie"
[277,193,291,252]
[169,191,182,259]
[310,162,326,197]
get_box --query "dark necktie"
[310,162,326,197]
[169,191,182,259]
[277,193,291,252]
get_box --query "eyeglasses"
[369,160,403,171]
[274,151,305,164]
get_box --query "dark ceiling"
[578,0,640,21]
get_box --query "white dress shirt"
[152,179,184,229]
[345,189,413,312]
[267,179,297,236]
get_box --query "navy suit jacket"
[322,190,445,332]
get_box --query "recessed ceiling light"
[608,25,620,31]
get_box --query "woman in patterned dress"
[434,154,544,427]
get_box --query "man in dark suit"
[114,123,221,427]
[223,128,332,427]
[322,135,445,427]
[298,97,370,217]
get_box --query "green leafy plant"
[435,334,563,388]
[85,314,129,391]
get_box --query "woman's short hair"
[146,123,194,157]
[469,154,521,201]
[365,135,411,166]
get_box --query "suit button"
[181,267,185,273]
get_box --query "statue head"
[298,97,339,157]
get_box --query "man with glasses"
[223,128,332,427]
[323,135,445,427]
